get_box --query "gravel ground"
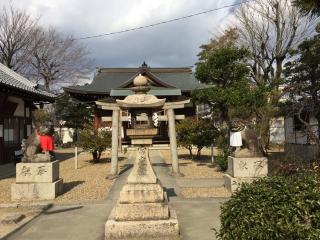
[0,148,129,204]
[181,187,231,198]
[0,207,41,238]
[0,178,15,204]
[55,148,128,204]
[160,148,224,179]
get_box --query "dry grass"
[0,148,129,204]
[160,148,224,179]
[181,187,231,198]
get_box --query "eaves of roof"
[0,63,56,101]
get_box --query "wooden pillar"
[109,109,120,179]
[118,110,122,153]
[94,108,101,130]
[167,108,181,176]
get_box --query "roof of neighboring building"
[64,64,205,97]
[0,63,56,101]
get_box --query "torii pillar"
[110,108,120,179]
[163,100,190,177]
[167,108,180,176]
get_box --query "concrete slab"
[172,199,224,240]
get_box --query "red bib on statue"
[40,135,54,151]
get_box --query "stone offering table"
[11,160,63,201]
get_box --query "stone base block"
[119,183,164,204]
[224,174,256,192]
[105,209,179,240]
[227,156,268,178]
[16,161,59,183]
[114,202,169,221]
[11,179,63,201]
[131,139,152,145]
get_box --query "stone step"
[119,182,165,204]
[114,202,169,221]
[105,209,179,240]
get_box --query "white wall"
[270,117,285,144]
[285,115,318,144]
[55,127,74,144]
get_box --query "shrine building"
[64,62,203,145]
[0,63,56,165]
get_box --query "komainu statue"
[230,119,262,158]
[21,124,55,163]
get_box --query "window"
[294,112,309,131]
[3,117,25,146]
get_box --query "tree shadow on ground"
[179,154,212,162]
[86,156,126,164]
[55,151,75,163]
[62,180,85,193]
[164,187,177,200]
[152,162,191,167]
[152,163,171,167]
[44,206,83,215]
[118,163,133,175]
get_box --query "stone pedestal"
[11,161,63,201]
[105,147,179,240]
[224,156,268,192]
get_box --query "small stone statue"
[230,119,262,158]
[21,123,55,163]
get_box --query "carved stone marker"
[225,119,268,192]
[11,161,63,201]
[224,156,268,192]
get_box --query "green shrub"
[215,148,229,171]
[217,168,320,240]
[215,135,230,171]
[77,124,111,163]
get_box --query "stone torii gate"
[96,76,189,179]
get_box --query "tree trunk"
[187,146,193,159]
[92,151,100,163]
[196,148,202,159]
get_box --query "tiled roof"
[0,63,56,100]
[65,66,206,95]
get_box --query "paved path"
[149,150,227,240]
[5,150,227,240]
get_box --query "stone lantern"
[104,74,180,239]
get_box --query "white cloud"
[1,0,239,68]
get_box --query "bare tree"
[29,28,92,90]
[236,0,316,87]
[0,5,39,72]
[234,0,317,152]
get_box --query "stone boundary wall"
[285,143,319,162]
